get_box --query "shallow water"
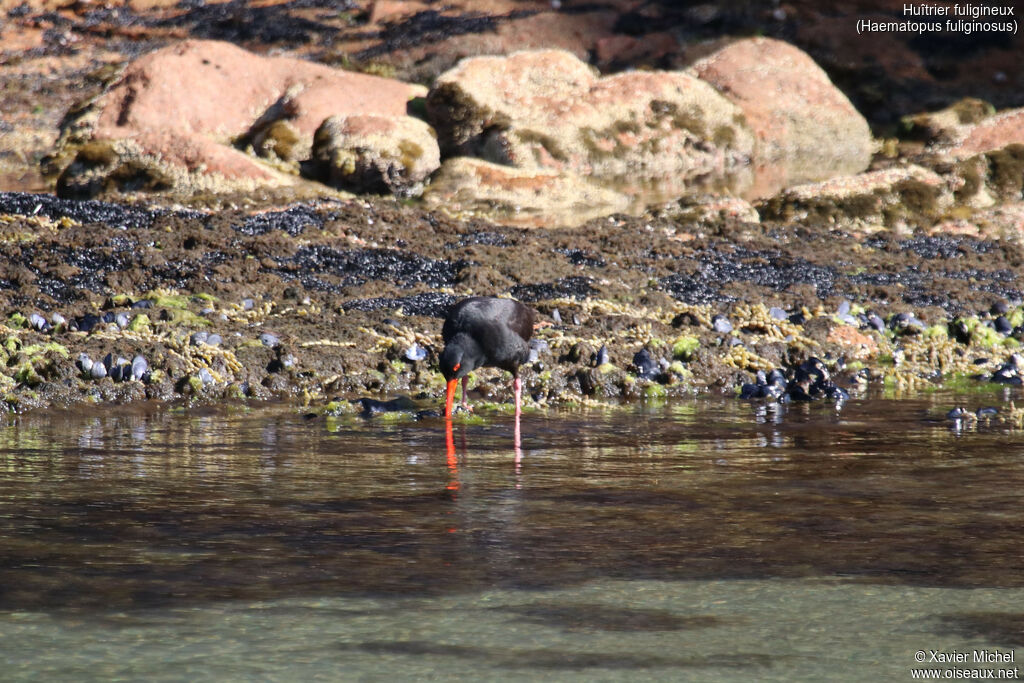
[2,394,1023,681]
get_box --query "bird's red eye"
[453,363,461,372]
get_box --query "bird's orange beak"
[445,378,458,419]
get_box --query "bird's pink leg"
[461,376,470,411]
[514,375,522,422]
[513,375,523,475]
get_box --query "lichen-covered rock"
[422,156,630,227]
[757,165,953,229]
[52,39,426,197]
[945,108,1024,158]
[426,49,753,180]
[311,115,440,197]
[901,98,996,146]
[949,144,1024,209]
[688,37,872,180]
[972,201,1024,236]
[907,104,1024,211]
[55,133,290,199]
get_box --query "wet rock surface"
[422,157,630,227]
[0,189,1023,413]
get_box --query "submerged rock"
[664,194,760,226]
[354,395,420,417]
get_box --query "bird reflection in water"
[445,417,459,495]
[443,410,524,500]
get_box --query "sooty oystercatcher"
[439,296,536,419]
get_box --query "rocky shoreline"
[1,1,1023,417]
[1,187,1023,421]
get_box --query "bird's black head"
[439,333,482,380]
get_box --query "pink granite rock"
[57,39,426,196]
[901,98,996,146]
[426,49,753,180]
[946,108,1024,158]
[688,37,872,176]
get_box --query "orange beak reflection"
[445,378,458,419]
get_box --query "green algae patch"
[372,411,417,423]
[644,383,668,399]
[1008,307,1024,329]
[971,323,1003,349]
[145,290,191,309]
[672,336,700,361]
[472,400,517,415]
[940,373,1017,395]
[164,309,210,327]
[7,313,28,329]
[14,362,42,386]
[22,342,69,359]
[127,313,151,332]
[447,412,487,425]
[322,400,359,416]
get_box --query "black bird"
[439,297,536,419]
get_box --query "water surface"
[1,395,1022,680]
